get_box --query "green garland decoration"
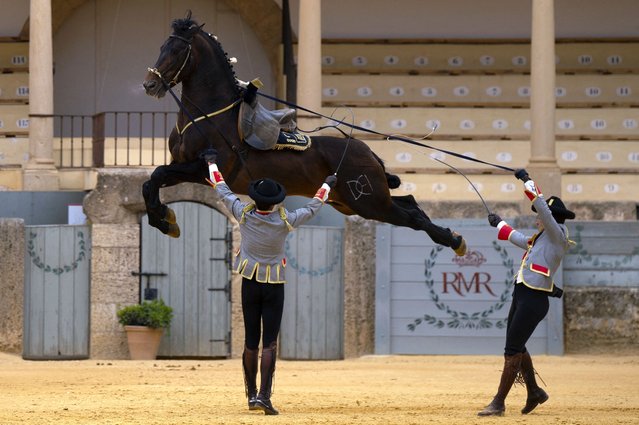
[407,241,515,331]
[27,230,87,275]
[285,233,342,277]
[570,224,639,268]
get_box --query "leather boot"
[255,341,279,415]
[478,353,523,416]
[242,346,259,410]
[520,351,548,414]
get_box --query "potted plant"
[116,299,173,360]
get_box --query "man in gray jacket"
[206,152,335,415]
[478,169,575,417]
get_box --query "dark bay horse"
[142,14,466,255]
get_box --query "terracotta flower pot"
[124,325,164,360]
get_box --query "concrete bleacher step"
[0,73,28,103]
[362,139,639,174]
[322,74,639,107]
[0,136,29,166]
[319,107,639,140]
[391,172,639,203]
[0,104,29,136]
[319,41,639,74]
[0,41,28,72]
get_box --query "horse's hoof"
[165,207,177,224]
[452,232,467,256]
[167,223,181,238]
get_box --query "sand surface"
[1,352,637,425]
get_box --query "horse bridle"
[148,30,253,180]
[147,34,192,88]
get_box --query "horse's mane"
[171,12,241,96]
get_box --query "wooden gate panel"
[24,225,90,359]
[280,227,343,360]
[141,202,231,358]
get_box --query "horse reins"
[256,92,514,214]
[256,92,515,174]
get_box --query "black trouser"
[242,277,285,350]
[504,283,549,356]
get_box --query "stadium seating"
[320,107,638,140]
[0,41,28,72]
[0,104,29,136]
[322,74,639,107]
[0,41,29,184]
[0,73,29,103]
[318,39,638,204]
[320,41,639,74]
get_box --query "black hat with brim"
[248,178,286,205]
[531,195,575,220]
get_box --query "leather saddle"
[238,79,310,151]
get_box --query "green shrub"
[116,299,173,329]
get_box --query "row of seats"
[49,137,638,203]
[363,139,639,173]
[45,135,639,173]
[0,104,29,136]
[390,173,638,202]
[0,41,28,72]
[320,42,639,74]
[322,74,639,107]
[320,107,638,139]
[0,41,29,174]
[0,73,28,103]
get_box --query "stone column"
[527,0,560,200]
[296,0,322,131]
[24,0,59,190]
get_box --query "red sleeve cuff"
[497,224,515,240]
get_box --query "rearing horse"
[142,13,466,256]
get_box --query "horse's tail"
[372,151,401,189]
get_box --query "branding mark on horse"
[347,174,373,200]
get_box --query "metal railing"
[54,111,177,168]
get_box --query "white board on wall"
[375,220,564,355]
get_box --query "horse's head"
[143,12,204,98]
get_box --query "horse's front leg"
[142,165,181,237]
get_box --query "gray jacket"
[497,194,572,292]
[215,182,324,283]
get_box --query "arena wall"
[1,171,637,357]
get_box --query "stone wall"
[89,223,140,358]
[0,219,24,354]
[564,287,639,353]
[343,217,376,357]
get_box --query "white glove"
[524,179,541,200]
[314,183,331,203]
[205,163,225,188]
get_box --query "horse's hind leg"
[142,160,207,237]
[390,195,467,256]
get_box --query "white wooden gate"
[140,202,231,358]
[23,225,91,359]
[375,220,563,355]
[279,226,344,360]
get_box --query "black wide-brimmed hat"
[248,178,286,205]
[532,196,575,220]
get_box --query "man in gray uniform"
[479,169,575,417]
[206,153,335,415]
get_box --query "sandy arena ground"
[0,352,637,425]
